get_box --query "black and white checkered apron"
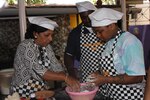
[80,25,104,82]
[99,30,144,100]
[13,47,50,98]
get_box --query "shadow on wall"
[129,25,150,70]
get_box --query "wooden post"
[18,0,27,41]
[121,0,127,31]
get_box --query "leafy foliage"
[26,0,46,4]
[6,0,46,5]
[6,0,116,5]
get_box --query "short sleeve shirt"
[65,24,82,61]
[102,32,145,75]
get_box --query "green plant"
[6,0,46,5]
[26,0,46,4]
[6,0,16,5]
[101,0,116,5]
[91,0,97,4]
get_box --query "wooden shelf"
[0,6,77,18]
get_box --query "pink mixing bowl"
[65,83,98,100]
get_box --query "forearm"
[64,53,77,78]
[43,70,80,92]
[104,74,144,85]
[43,70,66,81]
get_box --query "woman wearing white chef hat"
[11,17,80,99]
[88,8,145,100]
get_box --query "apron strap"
[111,30,123,54]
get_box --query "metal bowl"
[0,68,14,95]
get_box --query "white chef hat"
[28,17,58,31]
[76,1,97,13]
[89,8,123,27]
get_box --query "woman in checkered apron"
[88,8,146,100]
[11,17,80,99]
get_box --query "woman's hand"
[65,75,80,92]
[43,70,80,91]
[35,90,55,99]
[86,72,106,86]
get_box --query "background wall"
[0,19,20,69]
[129,25,150,69]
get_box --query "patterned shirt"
[11,39,64,87]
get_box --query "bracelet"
[65,74,69,83]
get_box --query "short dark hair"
[25,23,48,39]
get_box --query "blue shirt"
[102,32,145,75]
